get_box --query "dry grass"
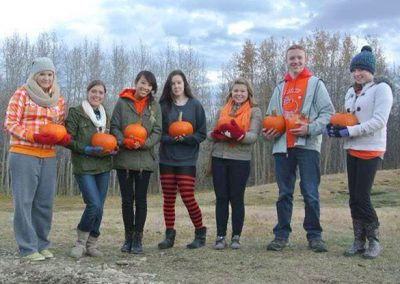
[0,169,399,283]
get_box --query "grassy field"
[0,169,399,283]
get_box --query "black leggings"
[117,169,151,233]
[212,157,250,236]
[346,154,380,225]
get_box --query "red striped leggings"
[159,164,203,229]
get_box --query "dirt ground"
[0,169,399,283]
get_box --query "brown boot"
[86,235,103,257]
[70,229,90,259]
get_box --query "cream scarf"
[82,100,107,132]
[23,76,61,107]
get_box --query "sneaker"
[214,236,227,250]
[40,249,54,259]
[309,239,328,253]
[22,252,46,261]
[231,235,241,249]
[266,238,288,251]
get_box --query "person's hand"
[289,120,308,136]
[327,124,349,138]
[56,133,71,146]
[33,133,59,145]
[227,119,245,141]
[122,138,136,149]
[132,137,145,149]
[262,128,281,140]
[174,134,186,142]
[84,145,103,156]
[211,128,228,141]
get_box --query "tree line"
[0,31,399,195]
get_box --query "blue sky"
[1,0,399,81]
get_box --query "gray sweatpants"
[8,153,57,255]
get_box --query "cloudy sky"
[1,0,399,80]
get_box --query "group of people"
[4,44,392,262]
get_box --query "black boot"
[121,230,133,253]
[187,227,207,249]
[158,229,176,249]
[131,232,143,254]
[344,219,366,256]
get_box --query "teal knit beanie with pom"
[350,46,376,74]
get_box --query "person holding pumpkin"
[65,80,116,259]
[207,78,262,250]
[326,46,393,258]
[111,71,162,254]
[262,44,334,253]
[158,70,207,249]
[4,57,69,261]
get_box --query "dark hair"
[87,80,106,93]
[134,70,158,105]
[159,70,194,110]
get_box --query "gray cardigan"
[266,76,335,154]
[207,106,262,161]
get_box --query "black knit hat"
[350,46,376,74]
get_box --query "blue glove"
[84,145,103,155]
[327,124,349,138]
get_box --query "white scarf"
[81,100,107,132]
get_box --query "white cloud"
[228,21,254,35]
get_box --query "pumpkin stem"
[271,107,277,116]
[178,111,183,121]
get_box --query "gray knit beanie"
[30,57,55,76]
[350,46,376,74]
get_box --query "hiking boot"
[214,236,227,250]
[230,235,241,249]
[344,219,366,256]
[187,227,207,249]
[266,238,288,251]
[309,239,328,253]
[158,229,176,250]
[131,232,143,254]
[39,249,54,259]
[22,252,46,261]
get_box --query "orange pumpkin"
[330,112,358,127]
[168,111,193,137]
[286,114,309,130]
[216,116,235,129]
[39,123,67,142]
[262,108,285,134]
[123,123,147,140]
[91,132,117,152]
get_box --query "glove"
[133,137,145,148]
[211,129,228,141]
[56,133,71,146]
[33,133,58,145]
[122,138,136,149]
[228,119,246,141]
[84,145,103,155]
[327,124,349,138]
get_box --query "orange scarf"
[217,99,251,131]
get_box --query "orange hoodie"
[118,88,148,117]
[282,68,312,148]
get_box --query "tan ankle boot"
[86,235,103,257]
[71,229,90,259]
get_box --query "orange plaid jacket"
[4,87,66,158]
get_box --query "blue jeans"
[75,172,110,237]
[273,148,323,241]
